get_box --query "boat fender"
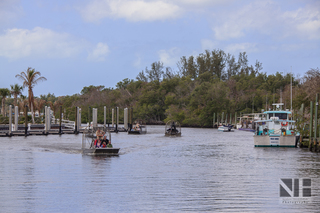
[281,122,288,126]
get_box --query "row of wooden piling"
[1,105,135,137]
[299,94,319,152]
[213,112,238,127]
[308,94,319,152]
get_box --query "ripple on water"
[0,126,319,212]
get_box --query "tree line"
[1,49,319,126]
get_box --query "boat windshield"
[268,113,287,120]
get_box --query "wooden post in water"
[213,113,216,128]
[221,112,224,125]
[130,107,133,130]
[315,94,319,152]
[309,101,313,151]
[14,106,18,132]
[104,106,106,129]
[59,106,62,135]
[112,108,114,127]
[124,108,128,130]
[74,107,78,134]
[115,107,118,133]
[230,114,232,126]
[8,105,12,136]
[24,105,28,136]
[235,112,237,128]
[108,108,110,128]
[226,113,228,125]
[217,113,220,126]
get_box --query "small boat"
[253,103,300,147]
[165,120,181,136]
[218,125,234,132]
[82,127,120,155]
[128,120,147,134]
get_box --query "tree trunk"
[31,102,35,124]
[14,94,17,106]
[1,98,5,116]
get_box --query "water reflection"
[0,126,319,212]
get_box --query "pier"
[296,94,320,153]
[0,105,132,137]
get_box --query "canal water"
[0,126,319,212]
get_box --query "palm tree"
[10,84,23,107]
[15,67,47,123]
[0,88,11,116]
[18,95,28,114]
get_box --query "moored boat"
[218,125,234,132]
[253,103,299,147]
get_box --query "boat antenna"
[291,66,293,112]
[273,88,275,110]
[280,86,282,104]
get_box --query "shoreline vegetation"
[0,49,319,127]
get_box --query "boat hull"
[165,132,181,137]
[82,148,120,155]
[218,126,234,132]
[254,135,299,147]
[128,130,147,134]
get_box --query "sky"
[0,0,319,97]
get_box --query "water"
[0,126,319,212]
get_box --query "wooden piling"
[24,105,28,136]
[314,94,318,152]
[104,106,106,128]
[8,105,12,137]
[115,107,118,133]
[59,106,62,135]
[74,107,78,134]
[309,101,313,151]
[213,113,216,128]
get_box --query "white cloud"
[87,42,109,62]
[0,27,85,59]
[213,1,280,40]
[158,47,180,66]
[282,4,320,40]
[224,43,258,55]
[213,1,320,41]
[0,27,110,62]
[80,0,182,22]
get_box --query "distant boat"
[128,120,147,135]
[165,120,181,136]
[218,125,234,132]
[253,103,299,147]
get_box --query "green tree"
[0,88,11,116]
[15,67,47,123]
[10,83,23,106]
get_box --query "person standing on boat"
[96,129,104,140]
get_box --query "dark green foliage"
[2,49,316,126]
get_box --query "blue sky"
[0,0,319,97]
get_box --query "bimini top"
[263,110,292,114]
[254,119,295,123]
